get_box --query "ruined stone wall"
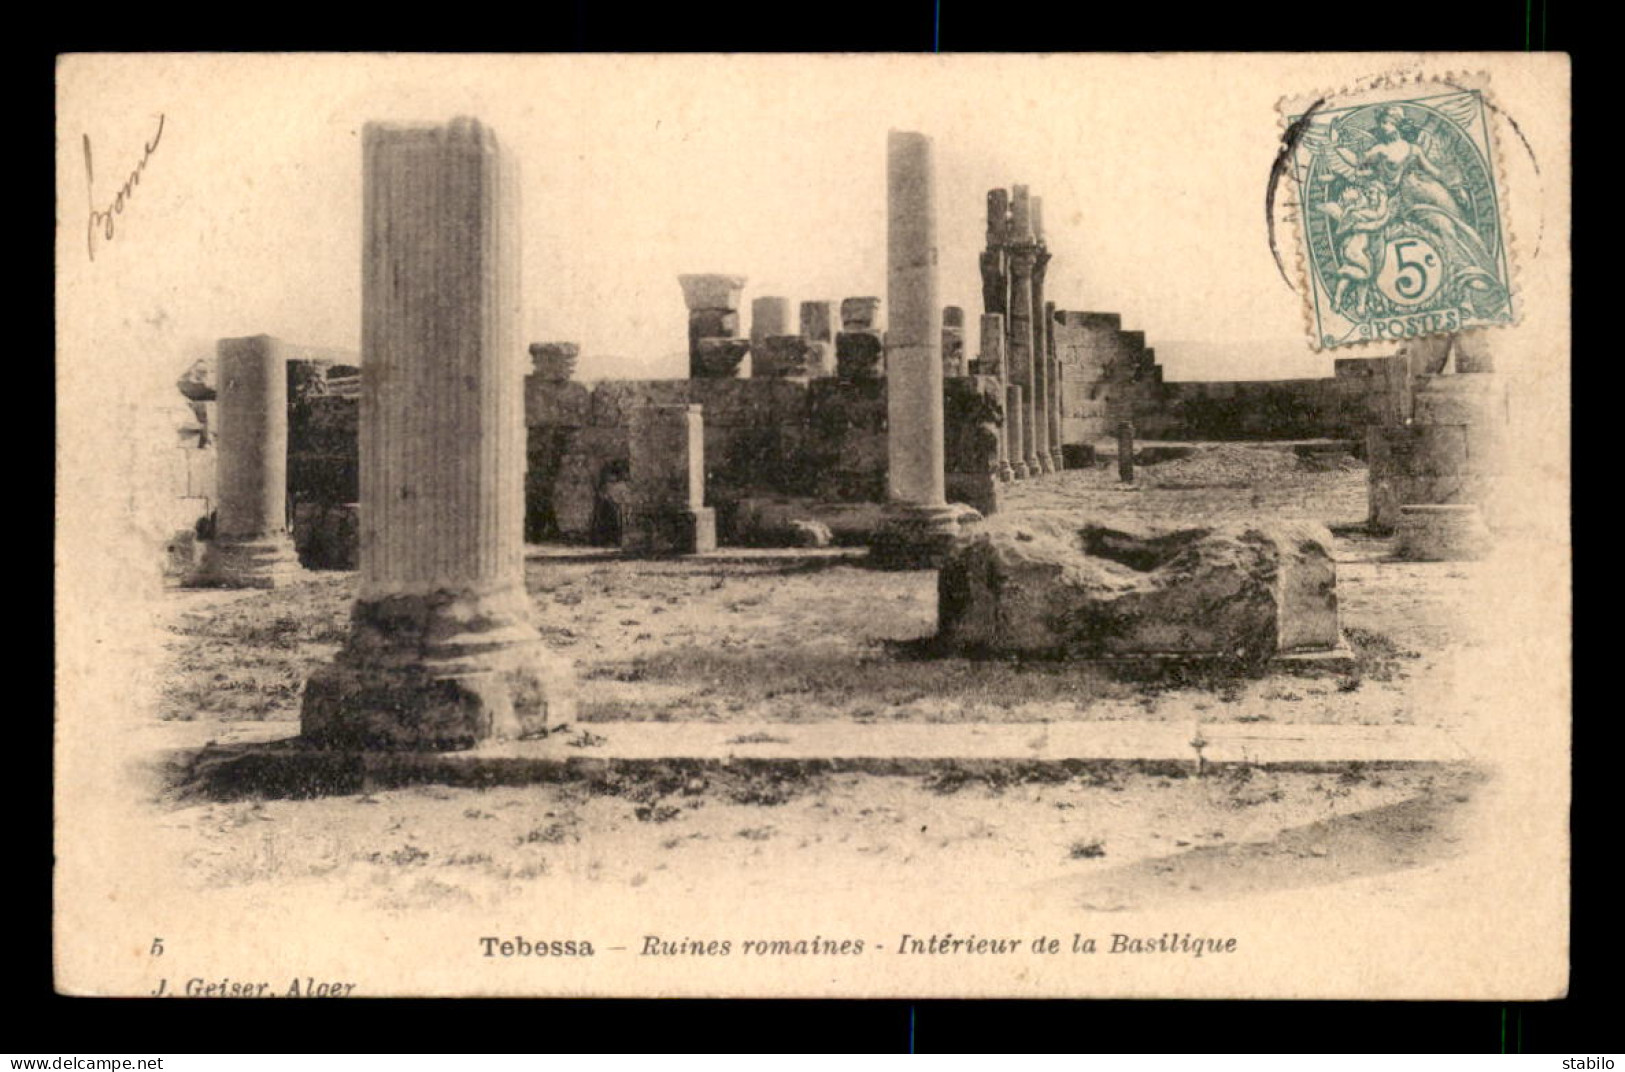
[1133,374,1398,442]
[524,375,891,544]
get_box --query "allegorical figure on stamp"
[1297,93,1512,345]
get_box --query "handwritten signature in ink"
[83,113,165,262]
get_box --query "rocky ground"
[146,445,1493,911]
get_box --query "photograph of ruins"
[55,54,1569,1000]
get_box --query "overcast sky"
[59,54,1553,388]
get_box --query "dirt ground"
[148,445,1493,911]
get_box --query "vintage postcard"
[54,53,1570,1000]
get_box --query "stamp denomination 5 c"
[1281,76,1515,351]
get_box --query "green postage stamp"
[1280,75,1516,351]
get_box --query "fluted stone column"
[187,335,306,587]
[871,130,979,568]
[1006,187,1039,478]
[982,313,1014,482]
[1029,197,1054,474]
[302,117,573,751]
[979,189,1010,320]
[1005,385,1025,487]
[1045,300,1064,470]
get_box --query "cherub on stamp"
[1279,76,1516,351]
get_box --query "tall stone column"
[871,130,978,568]
[1029,202,1054,474]
[981,313,1015,482]
[302,117,573,751]
[1045,300,1064,470]
[1006,187,1039,478]
[188,335,307,587]
[979,189,1010,320]
[1005,384,1025,487]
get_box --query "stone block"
[678,274,747,312]
[630,404,704,511]
[835,330,885,381]
[754,335,820,379]
[687,309,739,341]
[841,297,882,331]
[799,301,836,343]
[947,471,1000,518]
[622,506,716,556]
[937,517,1340,664]
[690,338,750,379]
[1411,375,1503,425]
[526,377,593,427]
[590,380,689,427]
[529,342,579,382]
[1060,443,1096,469]
[1396,504,1492,561]
[293,502,361,570]
[809,377,889,433]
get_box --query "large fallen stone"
[937,514,1340,664]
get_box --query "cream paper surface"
[55,53,1570,999]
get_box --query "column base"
[621,506,717,556]
[997,462,1016,483]
[1036,454,1057,475]
[187,533,307,589]
[1023,456,1043,478]
[1049,448,1065,471]
[868,502,983,570]
[301,586,576,751]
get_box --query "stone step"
[175,719,1472,799]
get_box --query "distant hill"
[1154,339,1356,384]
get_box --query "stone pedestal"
[679,274,748,378]
[1116,421,1136,483]
[188,335,307,588]
[302,118,573,751]
[622,403,715,555]
[871,131,980,568]
[945,376,1002,517]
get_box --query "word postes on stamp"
[1281,78,1515,351]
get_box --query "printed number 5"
[1379,237,1441,307]
[1393,239,1434,299]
